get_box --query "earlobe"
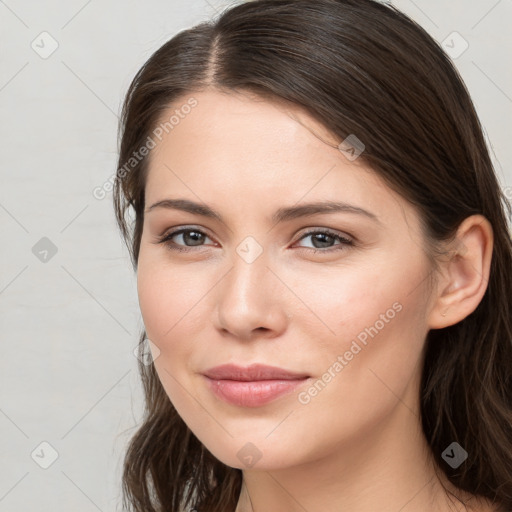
[427,215,493,330]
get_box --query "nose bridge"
[226,234,271,306]
[214,234,286,336]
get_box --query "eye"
[294,228,354,253]
[156,227,214,252]
[155,226,354,254]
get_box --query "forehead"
[148,90,361,185]
[144,89,415,230]
[151,89,341,161]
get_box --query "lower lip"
[203,376,309,407]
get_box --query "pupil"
[185,231,203,246]
[313,233,332,248]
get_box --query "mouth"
[202,363,310,381]
[201,363,310,407]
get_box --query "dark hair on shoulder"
[113,1,512,510]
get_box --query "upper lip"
[202,363,310,381]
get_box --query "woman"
[113,0,512,510]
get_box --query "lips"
[201,363,310,407]
[202,363,310,381]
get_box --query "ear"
[427,214,494,330]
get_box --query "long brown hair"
[113,1,512,510]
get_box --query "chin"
[196,432,307,472]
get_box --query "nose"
[213,247,289,340]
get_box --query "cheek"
[135,253,219,406]
[137,267,170,342]
[292,248,429,372]
[136,255,207,343]
[136,259,207,414]
[294,257,430,425]
[288,257,422,352]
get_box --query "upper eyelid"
[161,226,353,245]
[164,226,215,241]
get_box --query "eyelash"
[155,227,354,254]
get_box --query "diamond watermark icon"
[32,237,58,263]
[338,134,365,161]
[133,338,161,365]
[236,236,263,264]
[31,441,59,469]
[441,441,468,469]
[237,442,263,468]
[31,31,59,59]
[441,31,469,60]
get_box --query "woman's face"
[137,89,436,470]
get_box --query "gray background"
[0,0,510,510]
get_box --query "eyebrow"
[145,198,380,225]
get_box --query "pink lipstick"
[202,363,310,407]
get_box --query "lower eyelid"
[158,229,353,251]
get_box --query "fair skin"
[137,89,496,512]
